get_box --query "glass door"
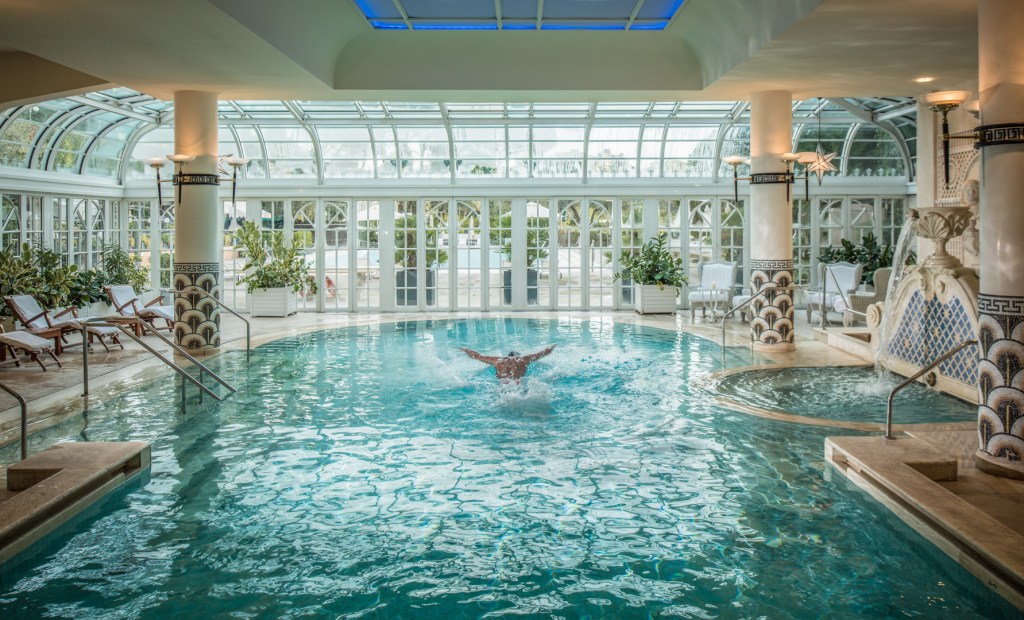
[619,199,645,307]
[587,199,614,309]
[394,200,418,310]
[354,200,381,311]
[424,199,450,310]
[291,200,317,311]
[555,199,583,308]
[322,200,350,311]
[488,199,514,309]
[454,199,483,310]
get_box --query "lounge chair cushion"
[0,330,55,353]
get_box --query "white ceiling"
[0,0,979,106]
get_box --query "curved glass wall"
[0,90,916,315]
[1,90,917,184]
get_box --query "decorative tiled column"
[748,91,795,350]
[172,91,221,353]
[975,0,1024,478]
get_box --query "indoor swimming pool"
[0,319,1016,618]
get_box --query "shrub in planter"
[614,232,687,291]
[236,221,317,294]
[614,233,687,313]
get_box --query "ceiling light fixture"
[914,76,936,83]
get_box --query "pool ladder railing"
[720,282,778,365]
[818,264,867,330]
[80,317,237,414]
[885,338,978,439]
[0,380,29,461]
[166,286,250,363]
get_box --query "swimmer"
[459,345,556,382]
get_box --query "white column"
[976,0,1024,478]
[748,91,796,350]
[172,91,221,353]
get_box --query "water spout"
[875,216,919,373]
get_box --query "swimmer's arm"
[523,345,556,363]
[459,347,499,364]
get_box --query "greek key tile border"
[173,262,221,351]
[977,293,1024,463]
[749,263,794,346]
[750,259,794,271]
[978,294,1024,315]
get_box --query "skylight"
[354,0,685,31]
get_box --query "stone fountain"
[868,204,979,400]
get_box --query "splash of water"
[874,215,919,377]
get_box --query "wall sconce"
[722,151,827,203]
[925,90,1024,190]
[925,90,972,189]
[146,154,249,208]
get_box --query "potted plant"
[393,213,447,306]
[818,232,915,288]
[615,232,687,314]
[236,221,317,317]
[489,213,549,305]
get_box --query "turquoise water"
[0,319,1017,619]
[717,366,977,424]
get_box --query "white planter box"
[248,288,298,317]
[633,284,678,314]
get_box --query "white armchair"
[805,261,863,326]
[687,260,737,320]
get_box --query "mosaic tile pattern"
[978,294,1024,462]
[749,260,794,346]
[173,262,221,351]
[887,289,977,385]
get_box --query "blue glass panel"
[543,0,635,19]
[502,22,537,29]
[356,0,402,19]
[636,0,686,20]
[629,20,669,30]
[412,21,500,30]
[502,0,537,19]
[402,0,495,19]
[369,20,408,29]
[541,21,626,30]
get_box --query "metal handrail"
[817,264,866,329]
[720,282,778,365]
[0,380,29,460]
[885,339,978,439]
[80,317,235,413]
[166,286,250,363]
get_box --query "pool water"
[716,366,977,424]
[0,319,1016,619]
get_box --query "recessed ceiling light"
[914,76,936,83]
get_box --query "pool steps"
[0,441,150,567]
[826,435,1024,612]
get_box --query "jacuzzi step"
[826,435,1024,612]
[0,441,150,567]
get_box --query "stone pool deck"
[0,310,1016,608]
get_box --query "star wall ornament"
[805,146,837,184]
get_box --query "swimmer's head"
[507,351,520,358]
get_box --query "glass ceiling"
[0,89,918,184]
[354,0,686,31]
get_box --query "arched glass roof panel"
[3,88,917,183]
